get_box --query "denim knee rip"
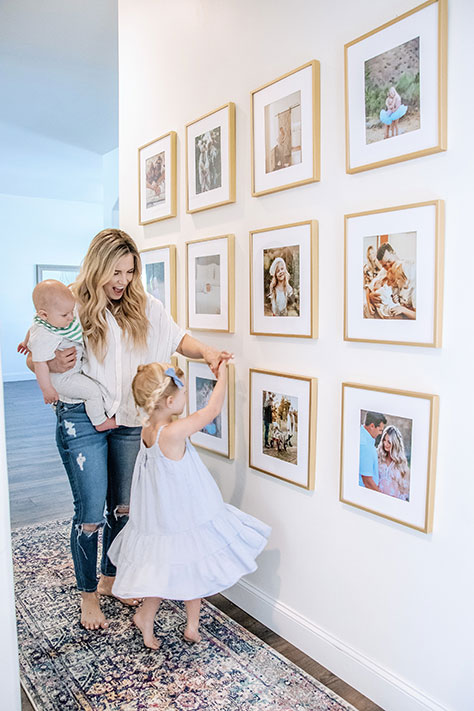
[74,521,104,559]
[113,505,129,520]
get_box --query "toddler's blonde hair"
[132,362,184,423]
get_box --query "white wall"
[118,1,474,710]
[103,146,120,227]
[0,124,118,380]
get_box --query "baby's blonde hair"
[33,279,73,312]
[132,362,184,423]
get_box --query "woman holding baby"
[27,229,231,630]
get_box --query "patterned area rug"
[13,520,356,711]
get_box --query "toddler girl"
[108,360,270,649]
[380,86,408,139]
[268,256,293,317]
[18,279,115,431]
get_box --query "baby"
[19,279,116,431]
[365,269,397,318]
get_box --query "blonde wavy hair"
[377,425,409,479]
[132,362,185,424]
[72,229,148,359]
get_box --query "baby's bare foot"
[95,416,118,432]
[80,592,108,630]
[133,609,160,650]
[183,626,201,643]
[97,575,141,606]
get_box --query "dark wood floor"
[5,380,383,711]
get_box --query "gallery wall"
[0,124,119,381]
[118,1,474,709]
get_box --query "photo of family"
[194,255,221,315]
[262,390,298,465]
[263,245,300,318]
[196,376,221,438]
[359,409,412,501]
[145,261,165,306]
[264,90,302,174]
[145,151,166,207]
[364,36,420,145]
[195,127,222,195]
[363,231,416,320]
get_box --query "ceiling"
[0,0,118,155]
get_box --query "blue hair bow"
[164,366,184,389]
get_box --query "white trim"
[223,579,448,711]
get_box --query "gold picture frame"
[344,200,444,347]
[185,102,236,213]
[186,359,235,459]
[185,234,235,333]
[250,220,318,338]
[138,131,177,224]
[345,0,447,174]
[251,60,320,197]
[140,244,177,321]
[340,382,439,533]
[249,368,317,490]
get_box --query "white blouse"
[82,294,185,427]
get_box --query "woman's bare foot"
[80,592,109,630]
[183,626,201,643]
[97,574,141,606]
[133,608,160,650]
[95,416,118,432]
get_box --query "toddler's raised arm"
[168,360,228,442]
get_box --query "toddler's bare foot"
[80,592,109,630]
[95,416,118,432]
[97,574,141,606]
[183,626,201,643]
[133,609,160,650]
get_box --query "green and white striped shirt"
[33,315,83,344]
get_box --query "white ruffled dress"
[108,426,271,600]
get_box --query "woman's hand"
[202,345,233,377]
[48,346,77,373]
[176,334,233,377]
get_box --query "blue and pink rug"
[12,520,356,711]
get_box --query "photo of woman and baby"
[359,409,412,501]
[363,232,416,320]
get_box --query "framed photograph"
[344,200,444,347]
[250,221,318,338]
[35,264,80,286]
[249,369,317,490]
[345,0,447,173]
[185,102,236,213]
[186,360,235,458]
[138,131,177,224]
[140,244,177,321]
[251,60,320,197]
[340,383,438,532]
[186,234,234,333]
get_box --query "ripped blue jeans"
[55,401,141,592]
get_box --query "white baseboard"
[223,579,448,711]
[2,372,35,382]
